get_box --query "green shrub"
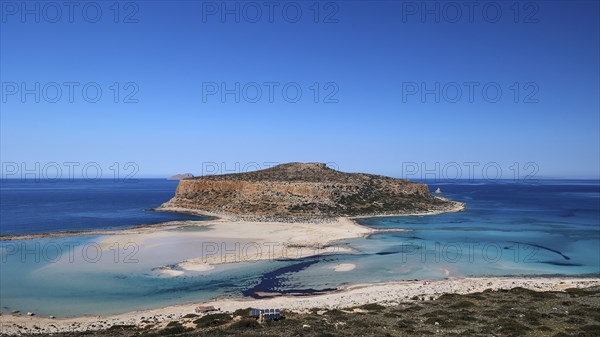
[229,318,260,330]
[495,318,531,337]
[166,321,181,327]
[565,288,594,297]
[193,313,232,328]
[158,322,188,336]
[580,325,600,334]
[324,309,346,317]
[359,303,386,311]
[108,324,136,330]
[232,307,253,317]
[437,293,462,301]
[449,300,476,309]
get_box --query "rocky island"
[159,162,463,220]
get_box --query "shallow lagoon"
[1,180,598,317]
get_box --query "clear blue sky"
[1,1,599,179]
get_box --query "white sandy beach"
[10,202,597,336]
[2,276,599,335]
[91,203,466,273]
[97,213,373,271]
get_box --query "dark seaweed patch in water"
[400,235,424,240]
[148,279,242,296]
[243,259,336,299]
[375,251,397,256]
[376,244,421,256]
[510,241,571,260]
[368,232,424,240]
[540,261,583,267]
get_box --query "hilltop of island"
[159,162,463,220]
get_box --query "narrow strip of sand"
[0,201,464,242]
[95,215,373,268]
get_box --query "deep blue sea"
[0,179,207,235]
[0,179,598,316]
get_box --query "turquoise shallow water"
[282,181,599,288]
[0,180,598,317]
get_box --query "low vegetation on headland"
[12,286,600,337]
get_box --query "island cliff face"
[160,163,463,219]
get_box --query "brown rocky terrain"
[160,163,463,220]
